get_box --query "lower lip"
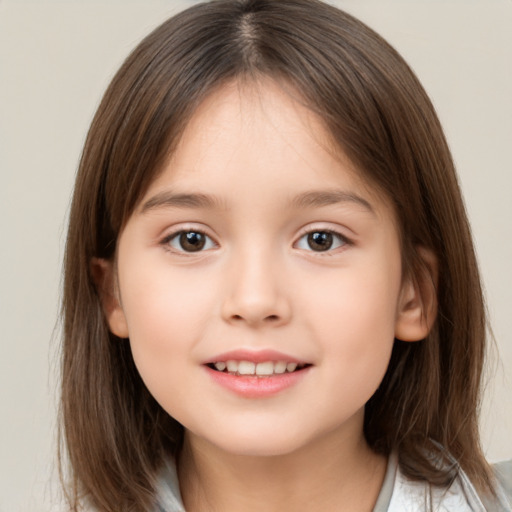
[205,366,310,398]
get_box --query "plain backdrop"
[0,1,511,510]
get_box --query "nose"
[220,248,292,328]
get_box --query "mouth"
[204,351,312,397]
[206,360,312,377]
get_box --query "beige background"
[0,1,510,510]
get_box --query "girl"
[60,0,512,510]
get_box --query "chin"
[191,420,318,458]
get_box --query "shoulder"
[492,459,512,509]
[386,457,512,512]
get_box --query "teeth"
[255,361,274,376]
[274,361,287,374]
[286,362,298,373]
[212,360,305,376]
[226,360,238,372]
[238,361,256,375]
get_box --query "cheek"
[118,266,223,423]
[121,263,214,339]
[305,261,400,338]
[301,256,401,386]
[118,264,218,388]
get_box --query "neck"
[178,420,387,512]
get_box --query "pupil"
[180,232,205,252]
[308,231,333,251]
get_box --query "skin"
[96,79,435,511]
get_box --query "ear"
[395,247,438,342]
[90,257,129,339]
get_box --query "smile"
[204,350,312,396]
[208,360,310,377]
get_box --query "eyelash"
[160,229,217,254]
[159,228,352,255]
[295,228,351,255]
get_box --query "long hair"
[61,1,492,509]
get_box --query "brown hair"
[60,0,493,509]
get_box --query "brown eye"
[165,230,215,253]
[307,231,333,251]
[180,232,205,251]
[295,230,348,253]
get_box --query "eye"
[295,230,348,252]
[163,230,216,253]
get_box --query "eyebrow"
[140,192,226,213]
[290,189,375,214]
[140,189,375,215]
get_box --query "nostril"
[231,313,280,323]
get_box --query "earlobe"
[394,247,438,342]
[90,257,129,339]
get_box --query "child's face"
[103,79,426,458]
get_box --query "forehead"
[141,78,393,220]
[168,78,348,172]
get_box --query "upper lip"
[204,349,309,364]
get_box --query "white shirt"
[154,453,512,511]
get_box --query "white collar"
[380,452,511,512]
[154,452,511,511]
